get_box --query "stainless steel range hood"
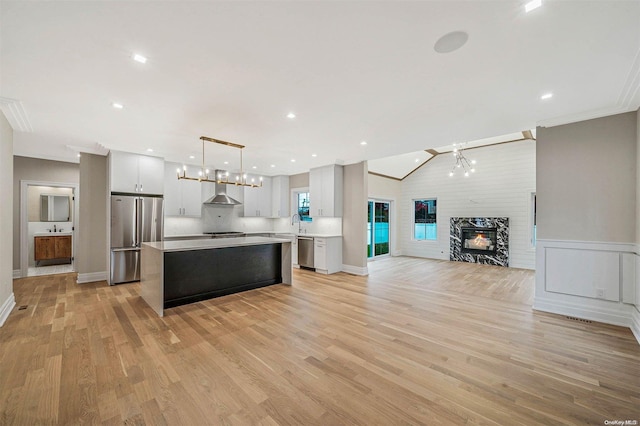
[203,171,242,205]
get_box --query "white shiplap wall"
[400,140,536,269]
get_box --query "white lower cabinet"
[313,237,342,274]
[292,238,298,266]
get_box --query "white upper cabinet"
[110,151,164,195]
[271,175,290,218]
[243,176,272,217]
[164,162,201,216]
[309,164,343,217]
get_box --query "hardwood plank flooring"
[1,257,639,425]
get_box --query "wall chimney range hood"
[203,170,242,205]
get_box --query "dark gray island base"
[141,237,292,316]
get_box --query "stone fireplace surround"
[450,217,509,267]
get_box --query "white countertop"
[144,236,291,252]
[163,234,210,239]
[294,233,342,238]
[34,231,73,237]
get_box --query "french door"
[367,200,390,258]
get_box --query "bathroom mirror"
[40,194,70,222]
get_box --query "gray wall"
[77,154,108,277]
[342,162,368,270]
[0,112,14,322]
[12,156,79,270]
[289,172,309,189]
[537,112,637,242]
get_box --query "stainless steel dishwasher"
[298,236,314,269]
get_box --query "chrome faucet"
[291,213,301,233]
[53,224,57,232]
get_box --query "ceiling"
[1,1,639,176]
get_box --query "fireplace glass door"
[368,201,389,258]
[461,227,498,255]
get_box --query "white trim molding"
[12,270,21,279]
[77,271,108,284]
[0,293,16,327]
[535,239,638,337]
[631,307,640,345]
[342,264,369,276]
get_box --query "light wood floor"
[1,257,639,425]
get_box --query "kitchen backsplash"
[164,216,203,236]
[165,205,343,236]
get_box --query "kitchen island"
[141,236,292,316]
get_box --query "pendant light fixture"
[448,143,477,178]
[177,136,263,187]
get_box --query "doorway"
[20,181,78,278]
[368,200,390,258]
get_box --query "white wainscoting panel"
[535,239,637,328]
[622,253,637,304]
[545,248,619,301]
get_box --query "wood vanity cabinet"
[35,235,72,263]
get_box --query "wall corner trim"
[0,293,16,327]
[77,271,108,284]
[12,270,21,279]
[631,307,640,346]
[342,264,369,276]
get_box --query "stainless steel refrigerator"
[110,195,163,284]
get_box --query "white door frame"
[20,180,80,278]
[368,198,393,260]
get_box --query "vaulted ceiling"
[2,1,639,176]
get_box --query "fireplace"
[450,217,509,267]
[461,227,498,255]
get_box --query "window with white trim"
[413,199,437,240]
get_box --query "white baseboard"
[0,293,16,327]
[533,297,634,328]
[342,264,369,276]
[77,271,108,284]
[12,270,21,279]
[631,307,640,345]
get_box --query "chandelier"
[448,143,476,177]
[177,136,263,187]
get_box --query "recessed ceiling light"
[189,155,195,159]
[146,148,153,152]
[77,153,81,158]
[133,54,147,64]
[312,153,317,157]
[252,166,257,169]
[291,159,296,162]
[112,103,124,109]
[434,31,469,54]
[415,158,420,163]
[360,141,367,146]
[287,112,296,119]
[540,93,553,100]
[525,0,542,13]
[270,164,275,168]
[224,161,229,165]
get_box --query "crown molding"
[537,106,634,129]
[0,97,33,132]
